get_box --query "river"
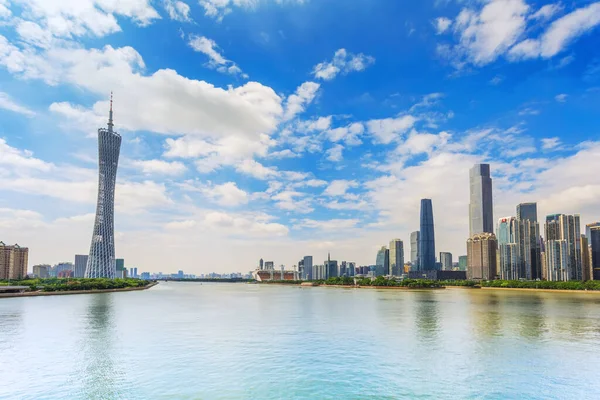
[1,282,600,399]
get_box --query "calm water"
[2,283,600,399]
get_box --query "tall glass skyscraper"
[389,239,404,276]
[517,203,537,222]
[85,96,122,279]
[469,164,494,236]
[410,231,420,267]
[375,246,389,276]
[419,199,436,271]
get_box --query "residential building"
[141,272,150,280]
[33,264,50,278]
[410,231,420,267]
[419,199,436,271]
[497,217,519,280]
[545,214,582,281]
[74,255,88,278]
[591,227,600,280]
[469,164,494,236]
[467,233,497,280]
[586,222,600,244]
[312,264,327,280]
[0,242,29,280]
[516,203,541,280]
[375,247,389,276]
[458,256,467,271]
[581,235,591,281]
[439,252,453,271]
[85,98,121,279]
[389,239,404,276]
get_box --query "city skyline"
[1,1,600,273]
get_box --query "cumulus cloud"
[188,35,247,78]
[283,81,320,121]
[131,159,187,176]
[325,144,344,162]
[199,0,306,21]
[555,93,568,102]
[323,180,359,196]
[164,0,192,22]
[312,48,375,81]
[0,92,35,117]
[366,115,418,144]
[434,17,452,34]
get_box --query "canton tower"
[85,94,122,279]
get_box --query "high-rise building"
[581,235,591,281]
[497,217,519,280]
[458,256,467,271]
[389,239,404,276]
[259,258,264,270]
[85,96,122,279]
[545,214,582,281]
[586,222,600,244]
[303,256,313,280]
[325,253,338,279]
[591,227,600,280]
[410,231,420,266]
[467,233,497,280]
[517,203,538,222]
[33,264,50,278]
[0,242,29,280]
[264,261,274,270]
[419,199,436,271]
[375,247,389,276]
[439,252,453,271]
[74,255,88,278]
[469,164,494,236]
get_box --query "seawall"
[0,282,159,299]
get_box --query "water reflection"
[81,294,120,399]
[414,291,440,341]
[516,295,546,339]
[0,301,23,351]
[471,291,502,337]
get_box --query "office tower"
[259,258,264,270]
[85,96,122,279]
[517,203,538,222]
[325,253,338,279]
[74,255,88,278]
[545,214,582,281]
[129,267,134,277]
[439,252,453,271]
[497,217,519,280]
[591,228,600,280]
[389,239,404,276]
[348,262,356,277]
[458,256,467,271]
[581,235,591,281]
[467,233,497,280]
[264,261,274,270]
[419,199,436,270]
[0,242,29,280]
[469,164,494,236]
[33,264,50,278]
[303,256,313,280]
[410,231,420,266]
[375,247,389,276]
[586,223,600,243]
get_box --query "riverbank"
[479,286,600,295]
[0,281,158,299]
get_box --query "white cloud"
[283,81,320,121]
[0,138,52,171]
[312,48,375,81]
[0,92,35,117]
[235,159,279,180]
[435,17,452,34]
[164,0,192,22]
[198,181,249,207]
[268,149,299,159]
[131,159,187,176]
[323,180,359,197]
[541,137,561,150]
[271,190,313,213]
[396,130,451,156]
[555,93,568,102]
[199,0,305,21]
[325,122,364,146]
[530,4,563,21]
[203,211,289,236]
[325,144,344,162]
[366,115,418,144]
[518,107,540,116]
[188,35,247,78]
[295,218,360,230]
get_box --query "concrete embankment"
[0,282,159,299]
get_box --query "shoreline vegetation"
[257,277,600,292]
[0,278,157,298]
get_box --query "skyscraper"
[439,252,453,271]
[375,247,389,276]
[410,231,420,266]
[389,239,404,276]
[303,256,313,280]
[74,255,88,278]
[545,214,582,281]
[581,235,591,281]
[497,217,519,280]
[85,95,122,279]
[517,203,538,222]
[586,222,600,244]
[458,255,468,271]
[590,228,600,280]
[419,199,436,271]
[467,233,497,280]
[325,253,338,279]
[469,164,494,236]
[0,242,28,280]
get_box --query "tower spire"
[108,92,114,132]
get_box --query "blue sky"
[1,0,600,273]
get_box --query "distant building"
[33,264,50,279]
[439,252,453,271]
[325,253,338,279]
[116,258,125,272]
[259,258,264,270]
[469,164,494,236]
[591,227,600,280]
[264,261,274,271]
[57,270,74,278]
[408,270,467,281]
[375,246,389,276]
[458,256,467,271]
[545,214,582,281]
[410,231,420,267]
[312,264,327,280]
[497,217,519,280]
[389,239,404,276]
[141,272,150,280]
[51,262,73,278]
[586,223,600,244]
[517,203,538,223]
[467,233,497,280]
[0,242,29,280]
[302,256,313,280]
[581,235,591,281]
[74,255,88,278]
[419,199,436,271]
